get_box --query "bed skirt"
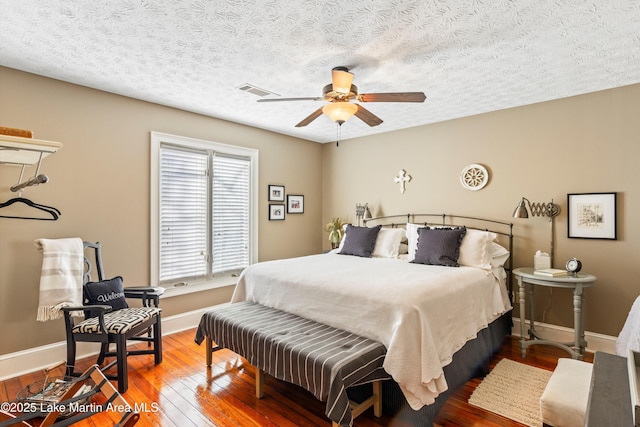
[347,311,512,426]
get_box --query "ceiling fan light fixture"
[331,67,354,94]
[322,102,358,123]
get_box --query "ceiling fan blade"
[295,107,324,127]
[357,92,427,103]
[354,105,383,127]
[258,97,323,103]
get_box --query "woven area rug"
[468,359,553,427]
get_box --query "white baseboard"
[511,316,617,355]
[1,310,617,382]
[0,304,229,381]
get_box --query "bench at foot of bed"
[194,301,389,427]
[255,366,383,427]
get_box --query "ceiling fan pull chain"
[336,122,341,147]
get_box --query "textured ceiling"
[1,0,639,143]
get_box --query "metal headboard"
[363,213,514,297]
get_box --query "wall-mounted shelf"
[0,134,63,166]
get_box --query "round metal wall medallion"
[460,164,489,191]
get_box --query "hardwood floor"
[0,329,593,426]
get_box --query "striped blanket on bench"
[194,301,389,427]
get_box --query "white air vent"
[237,84,278,97]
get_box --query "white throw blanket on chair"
[616,295,640,356]
[34,238,84,321]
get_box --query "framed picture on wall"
[567,192,617,239]
[287,195,304,214]
[269,204,285,221]
[268,185,285,202]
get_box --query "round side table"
[513,267,596,359]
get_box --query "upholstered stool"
[540,358,593,427]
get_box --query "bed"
[230,214,514,424]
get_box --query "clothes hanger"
[0,197,61,220]
[0,198,61,220]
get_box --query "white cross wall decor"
[394,169,412,193]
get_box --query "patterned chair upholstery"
[62,241,163,393]
[71,306,160,335]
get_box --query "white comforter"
[231,253,511,409]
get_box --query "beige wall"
[0,67,323,355]
[1,65,638,357]
[322,83,640,337]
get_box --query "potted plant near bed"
[324,217,347,249]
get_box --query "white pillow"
[336,223,349,251]
[489,242,510,267]
[458,229,497,270]
[372,228,406,258]
[405,223,422,261]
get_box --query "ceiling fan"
[257,66,427,128]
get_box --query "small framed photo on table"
[269,204,285,221]
[287,195,304,214]
[268,185,285,202]
[567,192,617,239]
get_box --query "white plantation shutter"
[159,145,208,282]
[151,132,259,295]
[157,140,254,286]
[212,154,251,274]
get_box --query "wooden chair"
[62,241,164,392]
[0,364,139,426]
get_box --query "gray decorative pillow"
[339,224,382,257]
[411,226,467,267]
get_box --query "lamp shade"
[331,68,354,94]
[322,102,358,124]
[513,197,529,218]
[364,206,372,220]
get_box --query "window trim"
[150,131,258,297]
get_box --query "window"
[151,132,258,295]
